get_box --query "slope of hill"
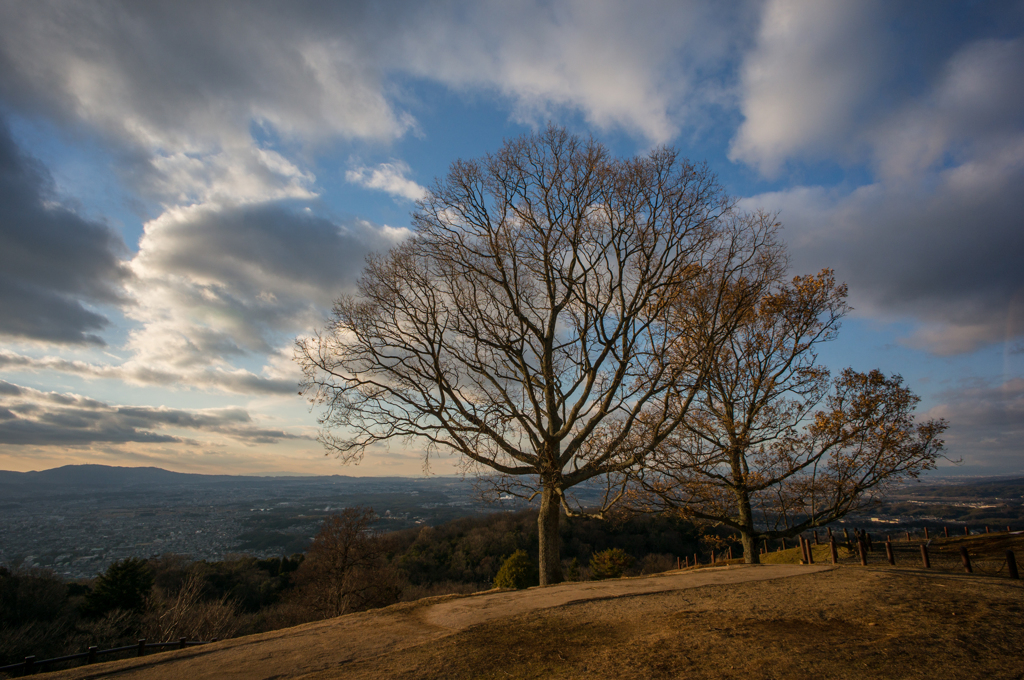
[35,563,1023,680]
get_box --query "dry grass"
[334,567,1024,680]
[28,534,1024,680]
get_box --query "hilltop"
[35,561,1024,680]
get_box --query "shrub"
[82,558,154,617]
[493,550,537,589]
[589,548,634,579]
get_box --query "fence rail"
[0,637,215,677]
[681,525,1024,580]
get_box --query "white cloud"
[346,161,427,202]
[396,0,751,144]
[125,202,410,373]
[729,0,886,175]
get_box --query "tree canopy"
[297,126,774,584]
[630,269,949,562]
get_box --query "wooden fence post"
[88,646,98,664]
[694,552,698,567]
[814,530,819,545]
[729,546,734,560]
[886,534,891,543]
[1007,550,1019,580]
[843,527,849,541]
[24,657,35,674]
[924,527,929,539]
[985,526,990,534]
[138,639,147,657]
[943,526,949,538]
[781,537,786,550]
[858,538,868,566]
[179,637,187,650]
[830,538,839,564]
[964,526,970,536]
[711,549,716,565]
[905,531,911,542]
[920,544,930,569]
[960,547,973,574]
[685,556,689,568]
[806,537,814,564]
[827,526,833,540]
[885,542,895,566]
[866,532,873,552]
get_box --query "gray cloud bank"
[736,3,1024,354]
[0,380,301,446]
[0,120,130,344]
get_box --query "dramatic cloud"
[741,30,1024,355]
[0,2,410,149]
[0,119,130,345]
[346,161,427,202]
[0,1,749,166]
[0,380,300,446]
[126,202,409,371]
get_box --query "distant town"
[2,465,1022,579]
[0,466,516,579]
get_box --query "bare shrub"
[142,570,245,642]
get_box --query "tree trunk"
[538,485,563,586]
[740,529,760,565]
[735,486,760,564]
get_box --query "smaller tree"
[589,548,634,579]
[83,557,154,617]
[632,269,948,563]
[493,550,538,589]
[293,508,400,619]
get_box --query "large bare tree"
[296,126,773,584]
[630,269,949,563]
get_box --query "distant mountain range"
[3,463,1022,500]
[0,464,418,494]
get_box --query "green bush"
[589,548,634,579]
[493,550,537,589]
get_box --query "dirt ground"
[30,559,1024,680]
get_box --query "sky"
[0,0,1022,479]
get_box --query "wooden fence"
[678,525,1022,580]
[0,637,215,677]
[793,525,1022,580]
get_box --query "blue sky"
[0,0,1022,478]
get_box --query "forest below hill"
[0,509,701,669]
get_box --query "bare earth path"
[38,563,1024,679]
[40,565,827,680]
